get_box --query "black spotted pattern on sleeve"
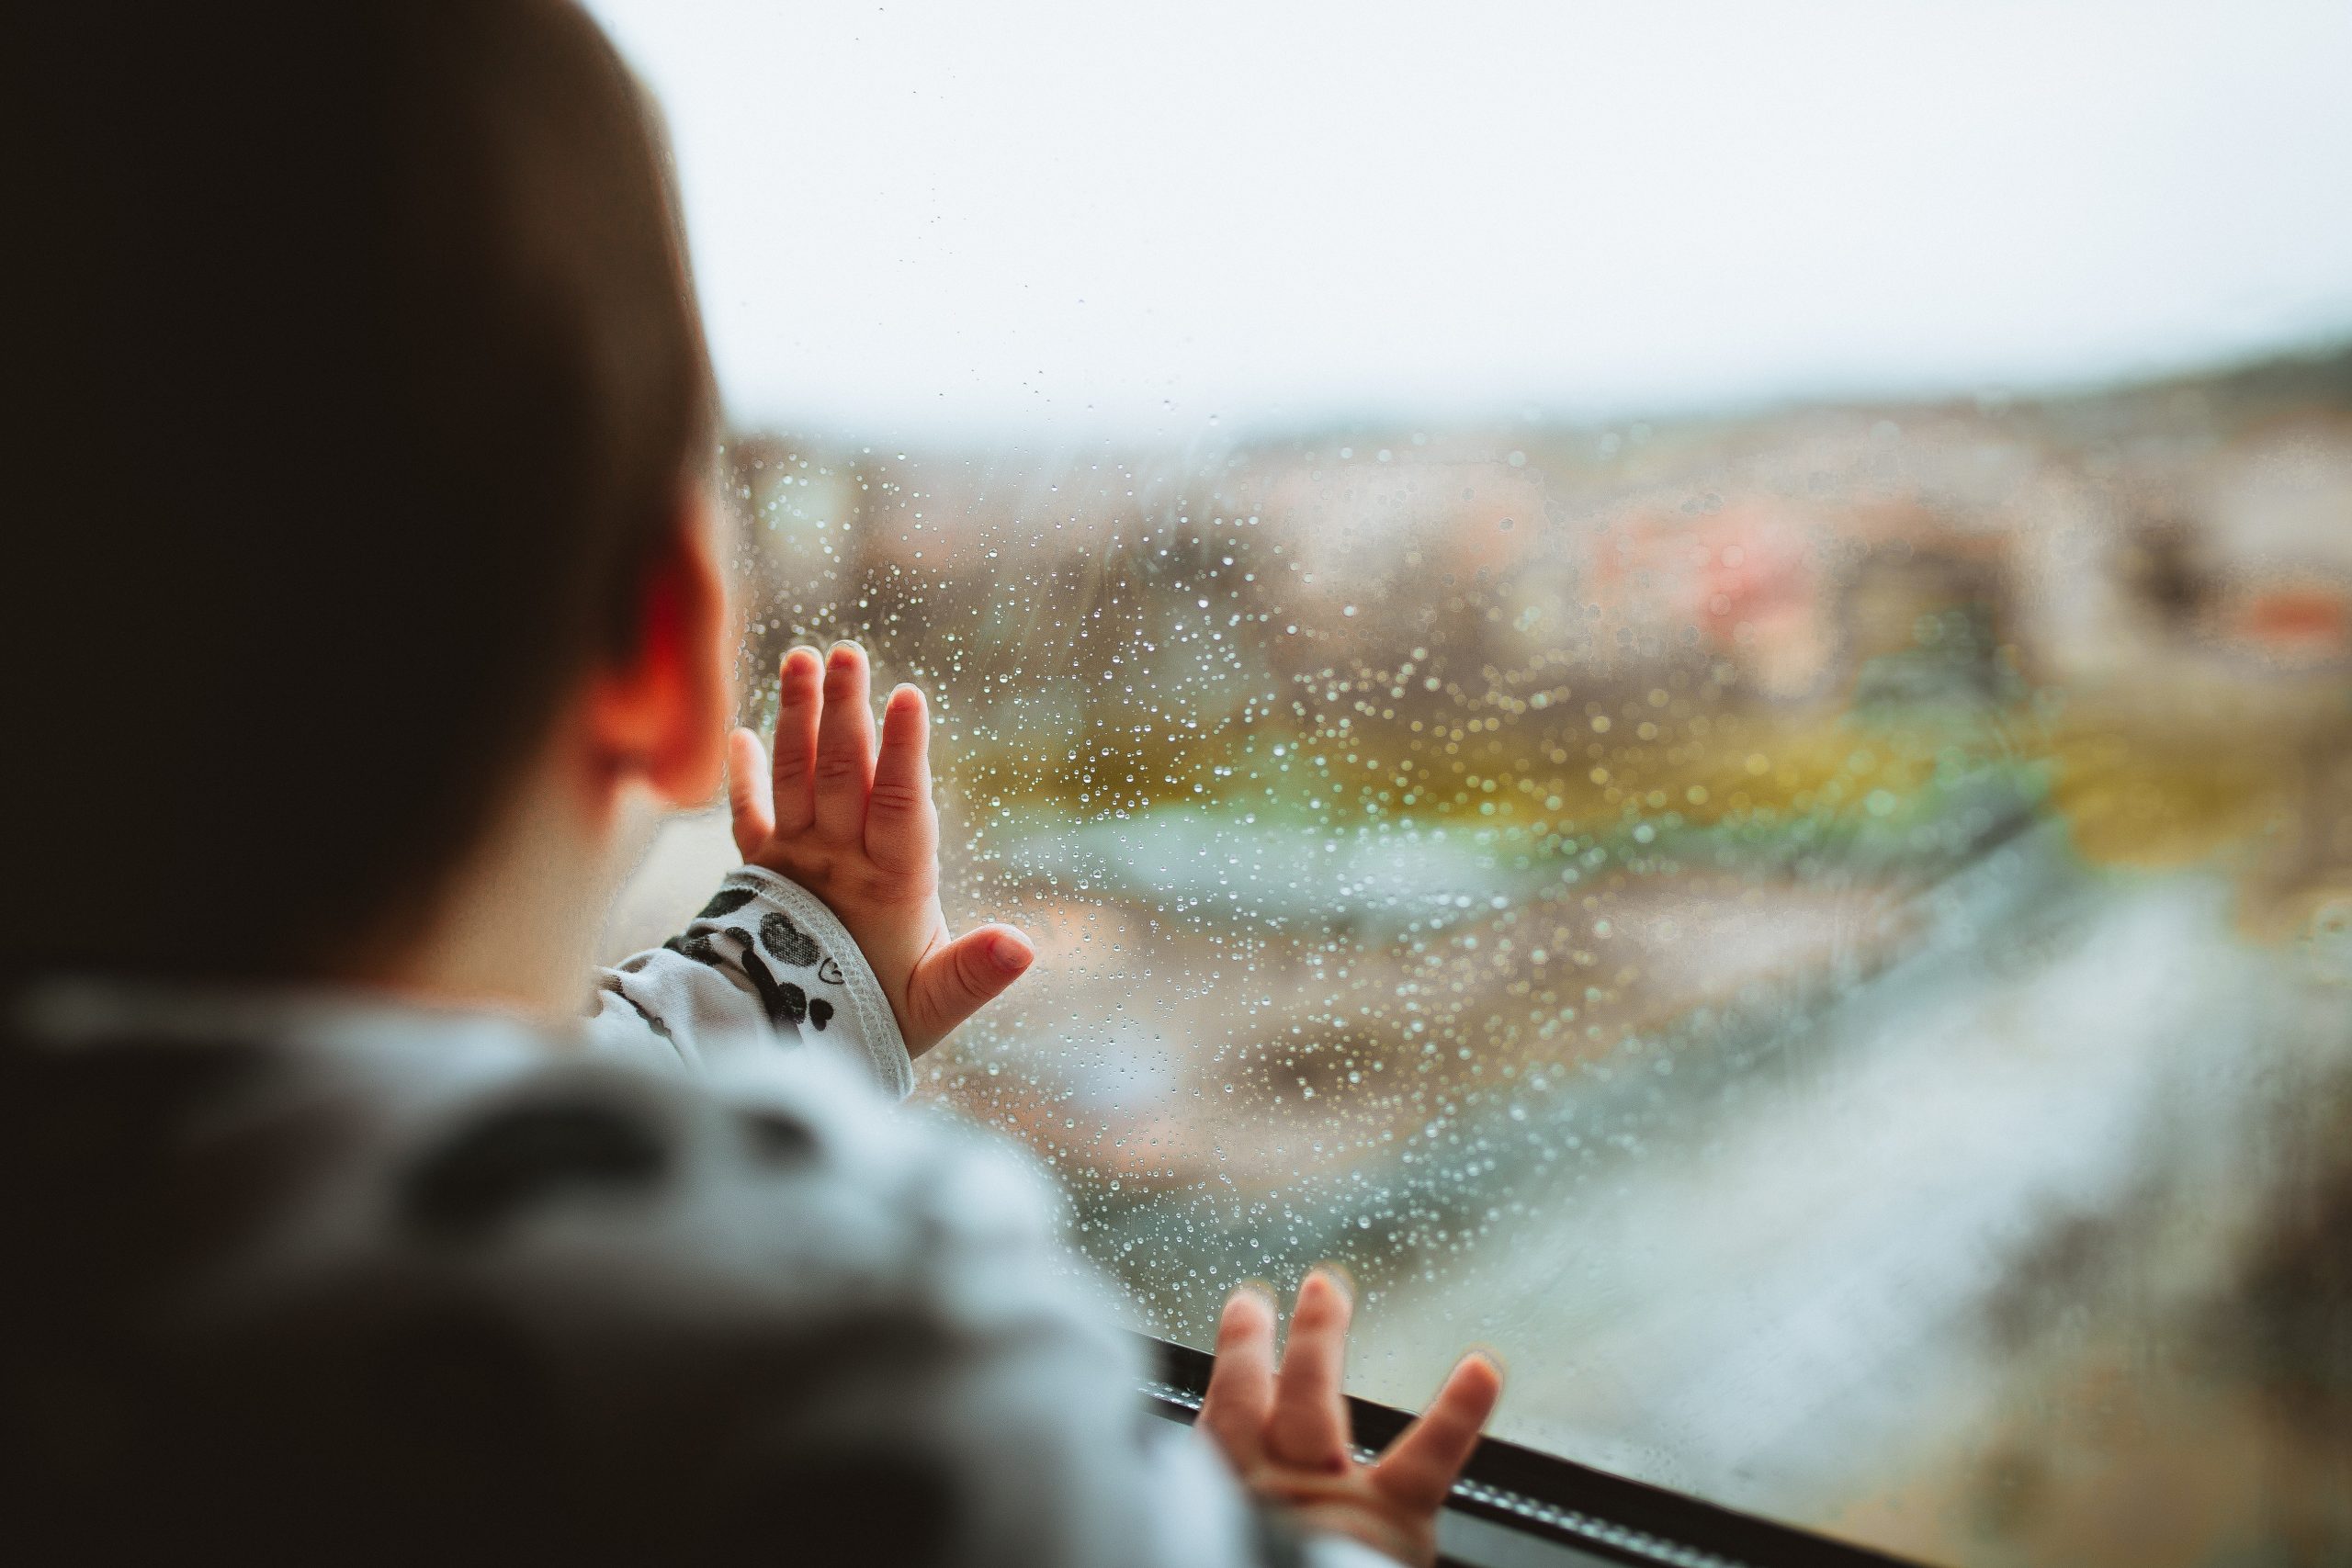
[594,974,673,1041]
[669,929,832,1035]
[656,885,851,1039]
[758,910,820,968]
[663,933,724,967]
[734,942,808,1030]
[696,886,760,921]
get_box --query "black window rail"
[1136,1335,1928,1568]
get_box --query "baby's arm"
[581,646,1498,1561]
[586,863,917,1091]
[724,640,1035,1055]
[585,642,1032,1093]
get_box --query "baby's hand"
[1199,1270,1503,1568]
[726,642,1034,1058]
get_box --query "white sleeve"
[582,864,912,1100]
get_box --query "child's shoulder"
[5,982,1081,1337]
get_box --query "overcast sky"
[585,0,2352,441]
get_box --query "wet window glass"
[591,5,2352,1562]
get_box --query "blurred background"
[587,4,2352,1562]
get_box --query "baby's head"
[12,1,728,988]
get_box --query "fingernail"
[989,931,1034,974]
[828,639,862,666]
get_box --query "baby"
[3,3,1498,1564]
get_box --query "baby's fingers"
[727,728,775,859]
[1370,1354,1502,1515]
[902,925,1034,1054]
[769,647,824,836]
[1266,1268,1353,1472]
[811,642,875,842]
[1199,1284,1278,1470]
[866,684,936,874]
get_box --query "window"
[592,5,2352,1563]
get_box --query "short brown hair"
[8,0,717,981]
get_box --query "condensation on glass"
[618,355,2352,1568]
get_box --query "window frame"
[1135,1335,1924,1568]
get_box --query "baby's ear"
[584,489,732,807]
